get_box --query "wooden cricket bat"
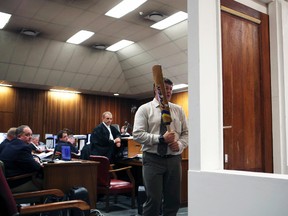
[152,65,172,131]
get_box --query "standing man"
[89,111,121,162]
[0,125,43,192]
[133,77,188,216]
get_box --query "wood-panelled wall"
[0,86,135,139]
[0,86,188,157]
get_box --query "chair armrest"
[6,172,38,182]
[109,166,132,173]
[13,189,64,200]
[109,166,135,184]
[19,200,90,215]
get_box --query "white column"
[188,0,223,171]
[269,0,288,174]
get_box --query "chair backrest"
[0,160,5,174]
[0,169,18,216]
[89,155,110,187]
[111,124,120,132]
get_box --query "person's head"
[102,111,113,126]
[68,135,76,145]
[57,130,68,142]
[63,128,73,136]
[6,127,17,141]
[154,77,173,102]
[31,135,40,145]
[121,126,127,133]
[16,125,33,144]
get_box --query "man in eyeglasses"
[0,125,43,193]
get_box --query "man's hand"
[163,131,175,143]
[168,141,179,152]
[114,137,121,147]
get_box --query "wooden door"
[221,0,273,172]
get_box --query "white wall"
[188,0,288,215]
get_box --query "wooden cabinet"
[127,138,142,158]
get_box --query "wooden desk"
[43,160,98,208]
[126,138,142,158]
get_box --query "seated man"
[0,127,17,154]
[0,125,43,193]
[29,134,44,153]
[85,111,121,163]
[54,130,79,157]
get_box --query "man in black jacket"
[54,130,79,156]
[85,111,121,163]
[0,125,43,192]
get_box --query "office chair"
[0,168,90,216]
[89,155,135,212]
[0,160,42,194]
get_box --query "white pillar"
[269,0,288,174]
[188,0,223,171]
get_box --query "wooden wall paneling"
[171,91,188,117]
[0,87,16,132]
[45,91,81,135]
[14,88,46,135]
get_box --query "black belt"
[145,152,176,158]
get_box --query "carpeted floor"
[94,195,188,216]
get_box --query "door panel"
[221,0,272,172]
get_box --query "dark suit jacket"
[0,138,42,188]
[90,123,121,162]
[0,138,11,154]
[54,141,79,154]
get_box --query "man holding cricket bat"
[133,76,188,216]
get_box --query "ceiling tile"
[148,42,181,60]
[7,65,23,82]
[33,68,50,85]
[20,66,37,83]
[0,63,9,80]
[46,70,63,86]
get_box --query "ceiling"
[0,0,187,99]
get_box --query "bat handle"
[166,125,171,132]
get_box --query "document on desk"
[53,159,82,163]
[36,152,53,159]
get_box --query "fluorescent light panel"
[151,11,188,30]
[173,84,188,90]
[50,89,81,94]
[66,30,94,44]
[0,12,11,29]
[0,83,12,87]
[105,0,147,18]
[106,39,134,52]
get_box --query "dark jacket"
[0,138,11,154]
[0,138,42,188]
[54,140,79,155]
[89,123,121,162]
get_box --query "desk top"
[43,159,99,167]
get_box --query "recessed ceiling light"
[173,84,188,90]
[20,29,40,36]
[106,39,134,52]
[0,83,12,87]
[92,44,107,50]
[66,30,94,45]
[151,11,188,30]
[105,0,147,18]
[50,89,81,94]
[114,93,119,96]
[0,12,11,29]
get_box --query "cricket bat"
[152,65,172,132]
